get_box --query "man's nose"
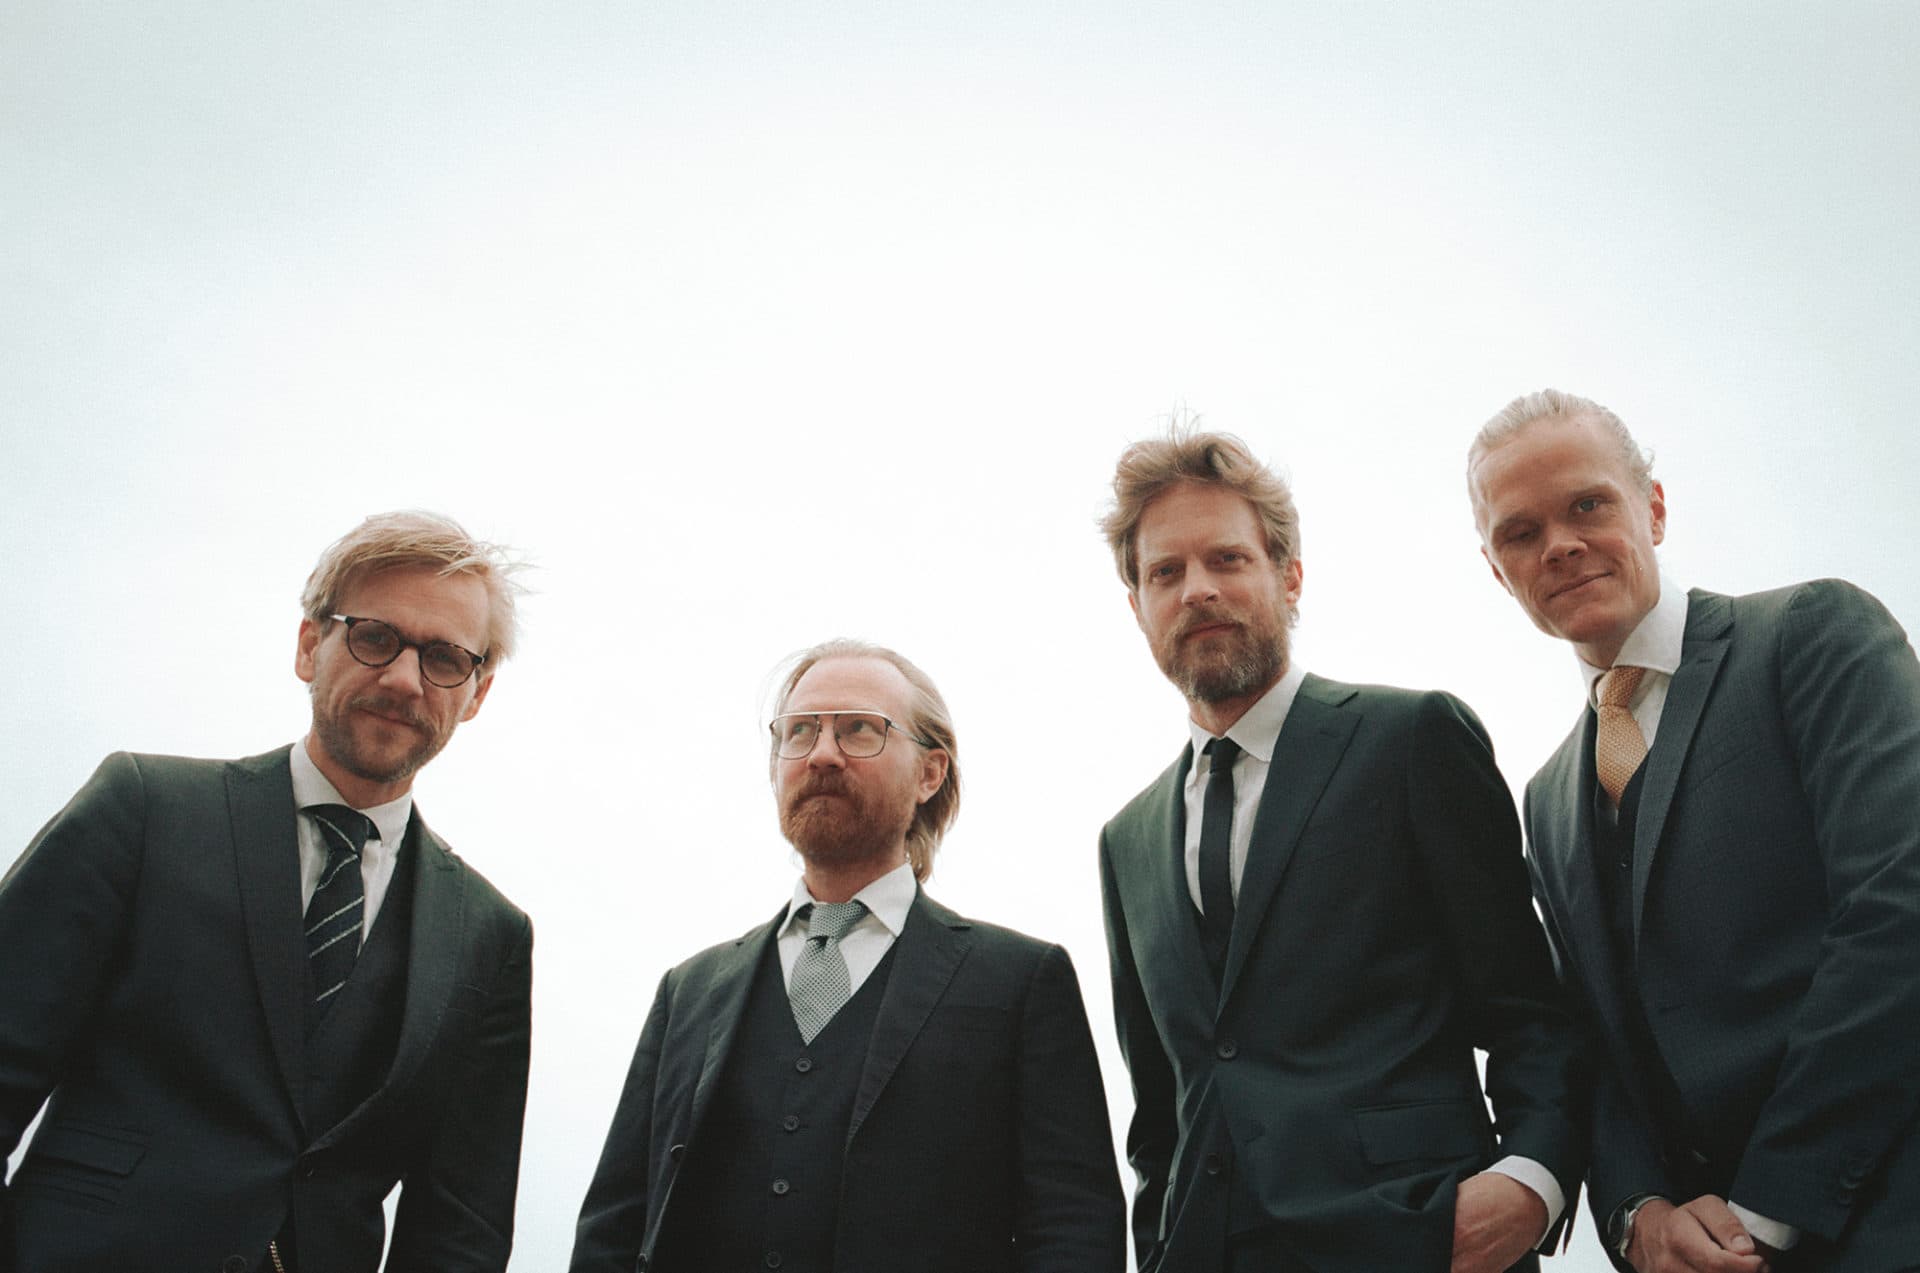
[377,647,428,696]
[808,727,849,769]
[1543,524,1585,563]
[1181,567,1221,607]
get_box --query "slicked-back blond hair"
[300,510,527,665]
[1467,389,1655,527]
[770,638,961,883]
[1101,429,1300,590]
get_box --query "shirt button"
[1215,1040,1238,1060]
[771,1178,791,1195]
[782,1115,800,1132]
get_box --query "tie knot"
[1598,665,1646,710]
[305,804,377,859]
[802,900,868,943]
[1204,736,1242,771]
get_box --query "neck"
[802,849,908,904]
[303,731,412,810]
[1186,669,1283,738]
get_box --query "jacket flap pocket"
[30,1122,149,1175]
[1353,1100,1482,1167]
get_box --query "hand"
[1450,1171,1548,1273]
[1626,1196,1771,1273]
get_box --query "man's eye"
[843,717,882,735]
[785,720,818,741]
[1575,497,1601,513]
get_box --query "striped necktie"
[303,803,375,1025]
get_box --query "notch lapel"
[1532,722,1629,1035]
[1630,591,1732,948]
[226,748,308,1127]
[848,892,972,1145]
[1126,750,1221,1017]
[1220,676,1357,1006]
[685,917,774,1130]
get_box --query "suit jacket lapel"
[1221,675,1357,1006]
[685,916,772,1131]
[1128,750,1221,1015]
[848,890,972,1145]
[1532,721,1627,1026]
[226,747,308,1127]
[1630,590,1732,948]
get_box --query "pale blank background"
[3,4,1916,1269]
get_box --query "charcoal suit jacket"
[569,888,1127,1273]
[1526,583,1920,1270]
[0,747,533,1273]
[1101,675,1587,1272]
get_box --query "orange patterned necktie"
[1595,666,1649,804]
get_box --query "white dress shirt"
[1574,576,1799,1253]
[290,739,411,948]
[776,860,917,995]
[1184,665,1565,1237]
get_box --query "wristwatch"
[1607,1194,1664,1262]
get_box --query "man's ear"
[295,618,322,683]
[460,671,495,723]
[916,748,950,805]
[1648,480,1667,546]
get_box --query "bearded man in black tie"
[0,511,535,1273]
[1469,390,1920,1272]
[570,638,1125,1273]
[1097,430,1586,1273]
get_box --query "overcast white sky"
[4,4,1917,1268]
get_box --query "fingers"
[1629,1196,1770,1273]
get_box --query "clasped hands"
[1625,1195,1784,1273]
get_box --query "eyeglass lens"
[345,620,478,688]
[774,713,892,759]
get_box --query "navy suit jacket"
[0,748,533,1273]
[1526,583,1920,1270]
[570,888,1127,1273]
[1101,675,1586,1273]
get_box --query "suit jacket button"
[765,1251,784,1268]
[782,1115,800,1132]
[1215,1040,1238,1060]
[222,1258,248,1273]
[1204,1152,1225,1176]
[668,1143,687,1162]
[772,1178,791,1195]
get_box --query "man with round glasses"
[0,511,535,1273]
[571,638,1126,1273]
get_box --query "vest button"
[782,1115,800,1132]
[794,1057,813,1073]
[1204,1152,1226,1176]
[771,1178,791,1195]
[765,1251,783,1268]
[1215,1039,1238,1060]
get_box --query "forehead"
[1475,416,1634,515]
[786,656,914,719]
[338,565,491,649]
[1136,483,1267,556]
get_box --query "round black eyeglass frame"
[329,614,487,688]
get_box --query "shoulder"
[913,892,1071,971]
[1302,674,1490,742]
[666,913,780,981]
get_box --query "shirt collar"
[1578,571,1689,705]
[780,859,917,938]
[1185,659,1307,765]
[290,739,413,847]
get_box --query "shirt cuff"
[1485,1156,1565,1245]
[1728,1201,1801,1251]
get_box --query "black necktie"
[303,803,375,1028]
[1198,736,1241,980]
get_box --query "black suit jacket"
[1101,675,1586,1272]
[570,888,1127,1273]
[0,748,534,1273]
[1526,583,1920,1270]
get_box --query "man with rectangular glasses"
[570,637,1127,1273]
[0,511,535,1273]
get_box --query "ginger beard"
[310,688,453,789]
[778,768,920,870]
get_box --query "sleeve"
[1012,943,1129,1273]
[1098,828,1177,1269]
[1726,580,1920,1239]
[387,910,535,1272]
[568,970,675,1273]
[0,754,148,1203]
[1408,693,1591,1248]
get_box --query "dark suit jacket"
[1101,675,1586,1273]
[569,888,1127,1273]
[1525,583,1920,1270]
[0,748,534,1273]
